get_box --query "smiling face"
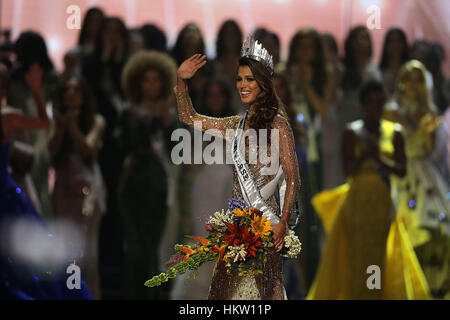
[236,65,262,106]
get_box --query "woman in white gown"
[387,60,450,298]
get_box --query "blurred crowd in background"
[0,6,449,300]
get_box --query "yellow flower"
[251,215,272,236]
[234,208,249,217]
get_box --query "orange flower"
[233,208,249,217]
[186,235,210,245]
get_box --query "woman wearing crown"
[174,36,300,299]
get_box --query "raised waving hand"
[177,54,207,80]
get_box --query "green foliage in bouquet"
[144,199,302,288]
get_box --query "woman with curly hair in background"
[118,50,178,299]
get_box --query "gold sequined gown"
[174,85,300,300]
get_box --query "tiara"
[240,35,274,76]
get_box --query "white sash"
[232,113,300,228]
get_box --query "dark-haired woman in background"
[64,8,105,81]
[427,43,450,113]
[284,28,333,289]
[140,24,167,53]
[171,23,211,109]
[82,16,129,124]
[379,28,410,97]
[284,28,332,187]
[128,29,145,56]
[213,20,243,112]
[76,7,105,58]
[321,33,346,189]
[274,72,308,299]
[7,31,61,219]
[81,18,129,280]
[171,23,206,67]
[50,76,106,299]
[341,26,382,127]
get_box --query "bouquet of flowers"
[144,198,301,287]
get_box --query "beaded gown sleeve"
[272,115,300,222]
[173,86,241,137]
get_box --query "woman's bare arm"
[2,64,50,141]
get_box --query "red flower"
[250,208,263,218]
[225,224,245,246]
[225,223,262,258]
[242,228,262,258]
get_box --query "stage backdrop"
[1,0,449,76]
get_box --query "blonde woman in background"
[386,60,450,299]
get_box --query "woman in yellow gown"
[307,80,430,299]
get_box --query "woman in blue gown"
[0,63,92,299]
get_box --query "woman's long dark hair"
[287,28,327,97]
[238,57,285,132]
[94,17,129,60]
[53,76,96,165]
[140,24,167,52]
[82,17,128,100]
[58,77,96,134]
[77,7,105,46]
[14,31,54,71]
[216,20,243,60]
[379,28,410,71]
[171,23,205,66]
[274,73,305,143]
[343,25,373,90]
